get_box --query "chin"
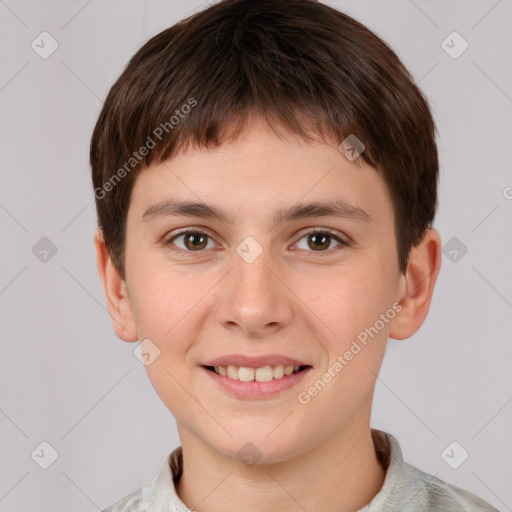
[211,429,307,467]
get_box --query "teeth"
[273,365,284,379]
[227,365,238,380]
[255,366,273,382]
[238,367,255,382]
[213,363,304,382]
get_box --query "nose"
[214,242,295,339]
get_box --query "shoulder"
[100,486,143,512]
[100,447,183,512]
[400,462,499,511]
[366,430,499,512]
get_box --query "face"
[118,115,408,463]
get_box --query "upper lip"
[202,354,310,368]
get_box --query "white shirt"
[101,429,498,511]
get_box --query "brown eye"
[307,232,331,251]
[168,230,214,252]
[183,232,208,250]
[294,229,347,253]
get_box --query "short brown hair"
[90,0,438,279]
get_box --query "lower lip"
[201,366,312,399]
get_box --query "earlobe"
[389,228,442,340]
[94,230,138,342]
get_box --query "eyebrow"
[142,198,370,225]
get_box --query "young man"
[91,1,498,510]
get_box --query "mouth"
[202,364,311,383]
[200,354,313,398]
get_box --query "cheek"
[127,257,185,337]
[312,264,396,383]
[311,275,391,405]
[134,274,198,409]
[128,267,210,378]
[320,266,391,332]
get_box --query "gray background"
[0,0,511,511]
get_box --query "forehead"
[129,116,393,227]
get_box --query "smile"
[201,364,312,399]
[204,364,309,382]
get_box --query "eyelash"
[165,227,350,257]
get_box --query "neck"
[175,424,386,512]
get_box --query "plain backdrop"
[0,1,511,511]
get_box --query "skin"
[95,114,442,512]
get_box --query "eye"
[165,227,349,256]
[167,229,217,254]
[294,228,348,253]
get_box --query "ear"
[94,230,138,342]
[389,228,442,340]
